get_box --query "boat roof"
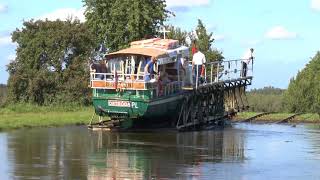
[105,47,167,59]
[105,38,190,65]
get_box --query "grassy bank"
[233,112,262,120]
[0,104,94,131]
[234,112,320,123]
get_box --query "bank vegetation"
[0,0,225,130]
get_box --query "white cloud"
[0,35,12,46]
[7,54,16,62]
[0,4,8,13]
[166,0,210,7]
[245,39,261,46]
[265,26,297,40]
[214,34,225,41]
[206,24,217,31]
[38,8,85,22]
[311,0,320,11]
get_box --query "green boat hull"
[92,89,184,129]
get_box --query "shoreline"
[2,106,320,131]
[233,112,320,124]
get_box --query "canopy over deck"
[105,47,168,59]
[105,38,182,59]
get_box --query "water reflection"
[7,127,90,179]
[0,124,320,180]
[88,129,245,179]
[5,126,246,179]
[7,124,320,179]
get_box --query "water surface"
[1,123,320,179]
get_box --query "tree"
[165,25,188,46]
[0,84,7,107]
[247,86,285,112]
[284,52,320,114]
[83,0,170,51]
[7,19,95,105]
[193,19,224,62]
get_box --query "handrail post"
[210,64,213,84]
[196,65,198,89]
[216,63,219,82]
[252,57,254,76]
[204,65,206,83]
[228,62,230,80]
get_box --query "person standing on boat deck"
[191,40,197,55]
[144,57,157,81]
[241,49,253,77]
[192,48,206,85]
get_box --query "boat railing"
[90,71,183,97]
[90,56,254,91]
[90,71,176,90]
[90,72,147,89]
[194,57,254,89]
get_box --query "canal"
[0,123,320,179]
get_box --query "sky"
[1,0,320,89]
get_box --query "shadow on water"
[5,126,246,179]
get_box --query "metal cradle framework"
[176,76,252,130]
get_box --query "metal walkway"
[176,57,254,130]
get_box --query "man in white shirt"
[241,48,254,77]
[192,48,206,85]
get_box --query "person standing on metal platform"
[241,48,254,77]
[192,48,206,86]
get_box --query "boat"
[88,38,193,129]
[88,37,253,130]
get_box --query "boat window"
[134,56,150,80]
[108,58,123,72]
[139,56,149,72]
[124,56,137,75]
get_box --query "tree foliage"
[0,84,7,107]
[5,1,225,107]
[247,86,285,112]
[7,19,95,105]
[193,19,224,62]
[165,20,224,62]
[83,0,170,51]
[284,52,320,114]
[165,25,188,46]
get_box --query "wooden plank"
[92,81,106,88]
[91,80,147,90]
[275,113,302,124]
[182,87,194,90]
[239,112,272,123]
[132,82,145,89]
